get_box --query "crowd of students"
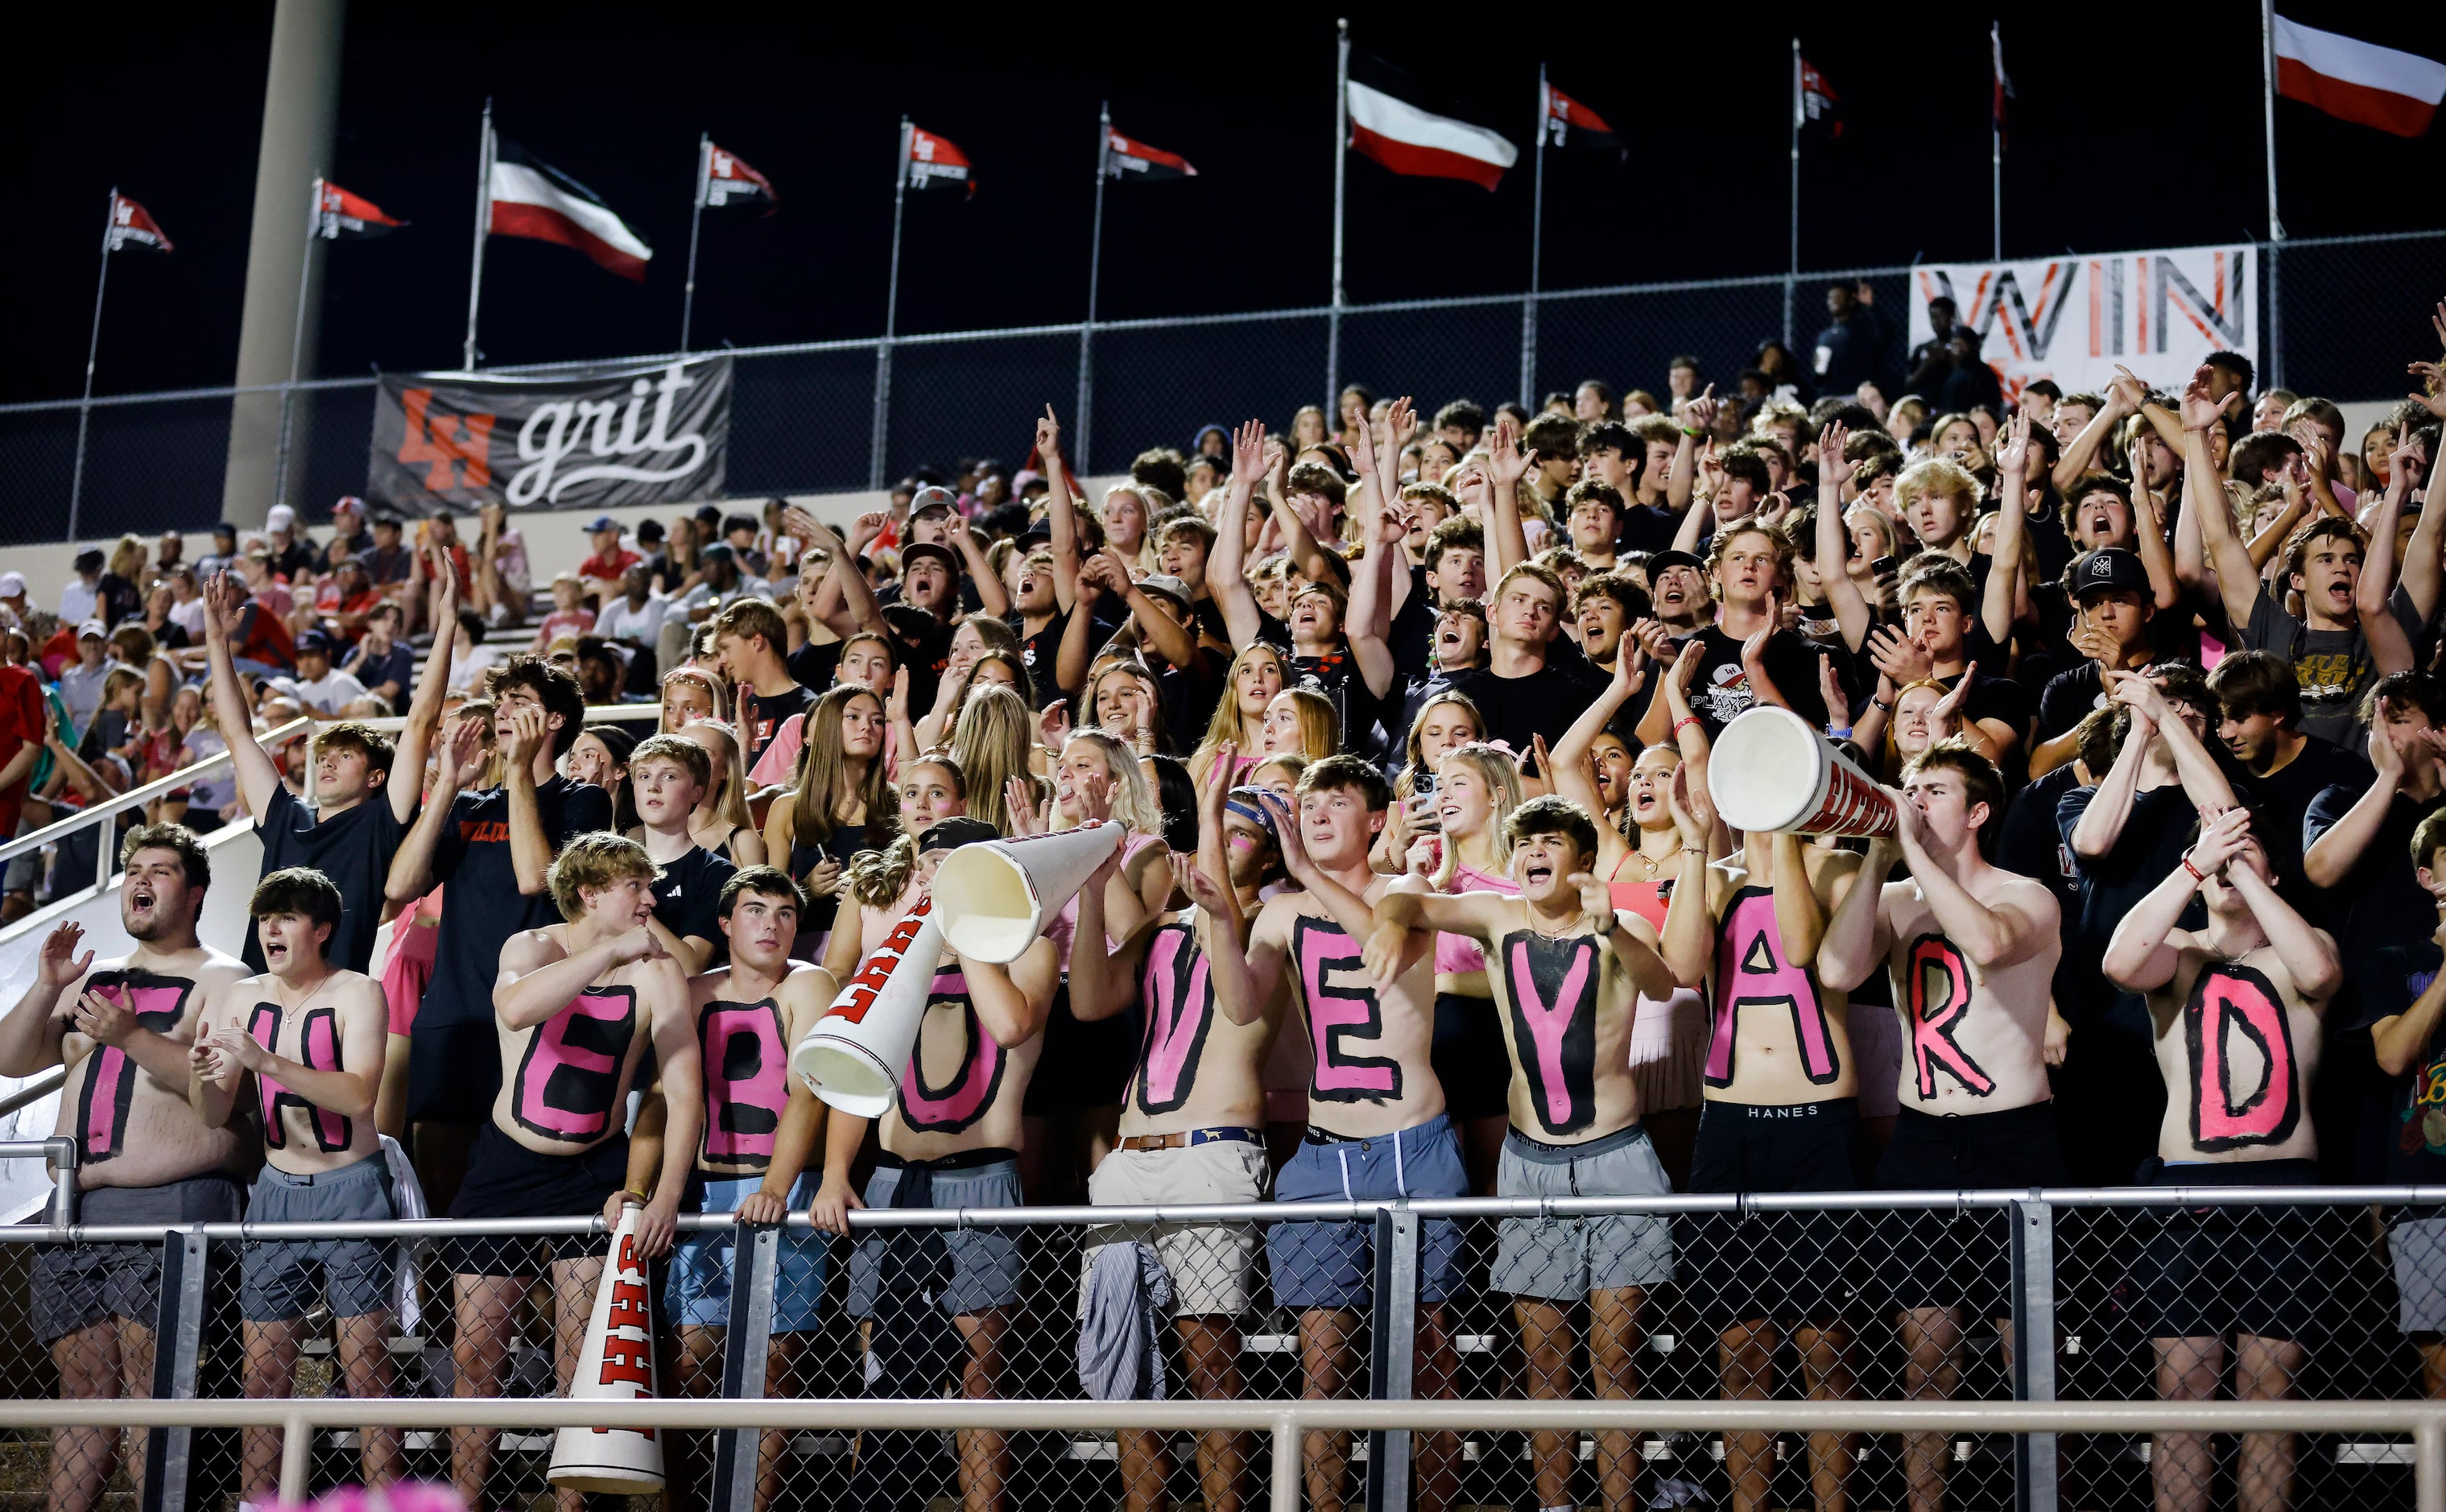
[6,298,2446,1512]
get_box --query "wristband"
[623,1187,650,1204]
[1871,697,1894,713]
[1827,727,1852,741]
[1680,425,1703,437]
[1671,716,1700,738]
[2179,855,2207,883]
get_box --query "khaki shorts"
[1085,1134,1270,1318]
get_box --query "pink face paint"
[1137,923,1215,1116]
[1295,916,1402,1103]
[1704,887,1841,1089]
[700,999,789,1167]
[73,974,192,1164]
[246,1003,353,1152]
[897,974,1005,1133]
[2186,963,2300,1151]
[1503,933,1600,1136]
[511,988,638,1143]
[1905,934,1994,1100]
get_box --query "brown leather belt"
[1118,1126,1264,1153]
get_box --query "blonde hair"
[684,718,755,833]
[661,666,731,731]
[1058,730,1163,838]
[1843,505,1899,560]
[1398,689,1485,796]
[547,832,660,922]
[1268,687,1339,762]
[1082,659,1171,753]
[845,834,919,909]
[952,684,1036,836]
[786,685,893,849]
[1189,643,1287,784]
[1435,742,1524,888]
[1894,456,1984,518]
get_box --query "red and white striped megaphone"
[791,899,942,1117]
[548,1200,665,1493]
[1708,705,1897,837]
[931,822,1124,963]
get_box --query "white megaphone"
[548,1200,665,1493]
[1708,705,1898,838]
[931,822,1124,963]
[791,899,943,1117]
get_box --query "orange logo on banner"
[399,388,496,492]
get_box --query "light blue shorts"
[664,1174,828,1333]
[1265,1113,1468,1311]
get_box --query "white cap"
[0,572,23,597]
[266,505,297,531]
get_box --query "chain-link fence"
[6,1187,2446,1512]
[2,231,2440,547]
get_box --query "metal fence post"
[867,338,893,491]
[141,1226,210,1512]
[45,1134,77,1229]
[710,1221,783,1512]
[2010,1197,2057,1512]
[1365,1203,1419,1512]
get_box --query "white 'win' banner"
[1907,243,2255,403]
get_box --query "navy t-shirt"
[418,774,615,1030]
[246,784,409,976]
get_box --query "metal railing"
[4,1185,2444,1512]
[3,229,2438,543]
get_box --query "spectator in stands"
[1812,280,1891,397]
[55,622,118,740]
[578,514,640,598]
[196,523,241,582]
[1,828,248,1512]
[262,505,315,582]
[2373,810,2446,1400]
[289,631,370,717]
[361,513,412,590]
[341,601,415,710]
[185,866,401,1502]
[711,598,812,769]
[59,549,103,626]
[530,573,594,650]
[324,496,373,564]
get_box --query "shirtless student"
[448,833,700,1512]
[188,867,400,1502]
[0,825,249,1512]
[1366,795,1681,1512]
[1068,762,1290,1512]
[2104,807,2340,1512]
[1818,740,2064,1512]
[1208,755,1465,1512]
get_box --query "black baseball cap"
[2072,548,2150,599]
[900,541,960,576]
[919,816,1000,853]
[1647,549,1705,576]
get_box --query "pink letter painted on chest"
[247,1004,352,1152]
[512,989,636,1142]
[2186,964,2300,1151]
[76,977,192,1164]
[898,974,1006,1134]
[1295,918,1401,1102]
[1507,936,1597,1134]
[1705,890,1839,1088]
[1138,925,1215,1116]
[701,1001,789,1164]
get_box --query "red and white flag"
[905,126,973,195]
[315,180,403,239]
[1991,23,2014,130]
[1347,73,1518,192]
[1800,56,1841,135]
[1105,129,1196,181]
[489,135,653,281]
[107,192,172,254]
[702,142,777,211]
[1540,83,1617,151]
[2273,15,2446,138]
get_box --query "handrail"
[0,1396,2435,1511]
[0,1066,64,1119]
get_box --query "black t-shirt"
[1010,608,1072,709]
[2307,782,2446,1029]
[1388,566,1436,675]
[1444,659,1612,761]
[786,638,842,691]
[1155,647,1228,754]
[1940,667,2035,788]
[2250,736,2373,910]
[419,775,615,1030]
[245,785,410,975]
[2056,782,2211,1043]
[651,843,738,967]
[736,682,812,770]
[1680,625,1832,741]
[891,614,958,718]
[2037,663,2112,744]
[1287,638,1390,758]
[2378,942,2446,1184]
[1618,503,1683,556]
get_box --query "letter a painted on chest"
[1705,890,1840,1089]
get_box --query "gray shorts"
[2394,1216,2446,1335]
[31,1174,242,1345]
[1491,1123,1676,1302]
[240,1154,399,1323]
[846,1156,1027,1320]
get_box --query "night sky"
[7,3,2444,406]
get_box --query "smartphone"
[1412,767,1438,799]
[1872,555,1899,576]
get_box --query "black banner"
[367,354,730,516]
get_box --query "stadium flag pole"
[67,187,117,542]
[1522,63,1544,411]
[2259,0,2285,387]
[681,133,709,353]
[1328,17,1349,410]
[870,116,911,490]
[1990,21,2003,261]
[1787,37,1801,349]
[274,177,321,514]
[1078,101,1109,473]
[462,99,493,370]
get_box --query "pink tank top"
[1434,862,1519,976]
[1047,830,1165,969]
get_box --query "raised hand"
[503,704,549,770]
[1486,414,1536,492]
[71,988,136,1047]
[36,922,92,989]
[1666,762,1712,846]
[1818,420,1856,490]
[2409,360,2446,422]
[1568,871,1610,921]
[847,510,891,553]
[1928,663,1976,737]
[435,713,486,788]
[1039,698,1072,753]
[889,664,913,726]
[1816,652,1846,725]
[1006,775,1047,836]
[1866,626,1933,686]
[202,572,246,642]
[2185,805,2255,882]
[1680,384,1719,437]
[1995,409,2034,477]
[2107,365,2149,416]
[2178,366,2225,434]
[1179,857,1232,915]
[1258,791,1310,878]
[1035,406,1064,465]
